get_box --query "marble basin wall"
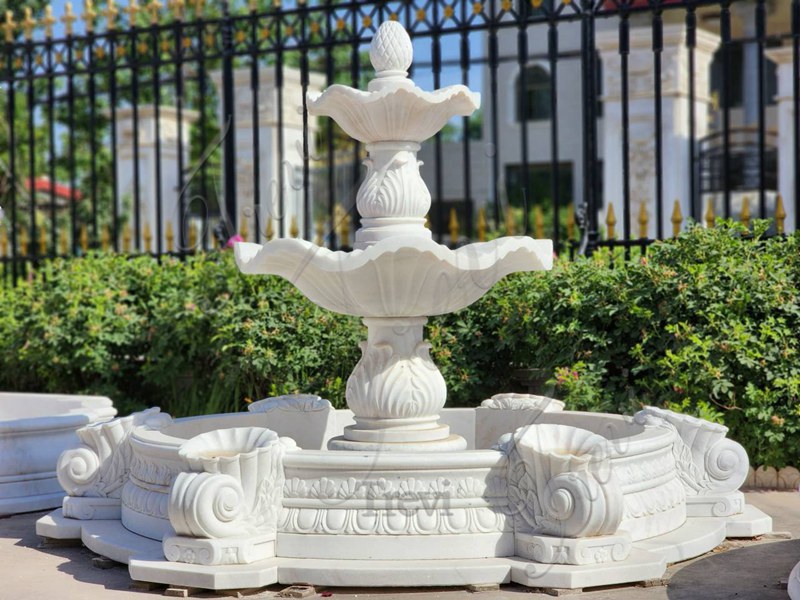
[0,393,116,515]
[120,405,684,547]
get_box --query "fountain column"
[329,317,464,450]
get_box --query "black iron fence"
[1,0,798,283]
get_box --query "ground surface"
[1,491,798,600]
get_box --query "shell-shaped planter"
[235,235,553,318]
[247,394,331,414]
[634,406,749,494]
[481,393,565,412]
[169,428,297,539]
[504,424,624,539]
[179,427,283,474]
[307,83,480,144]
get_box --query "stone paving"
[1,490,798,600]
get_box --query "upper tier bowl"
[234,235,552,318]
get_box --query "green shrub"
[1,221,798,467]
[434,220,800,467]
[0,252,362,417]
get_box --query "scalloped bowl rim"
[234,235,553,275]
[178,427,280,466]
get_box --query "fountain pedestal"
[328,317,466,451]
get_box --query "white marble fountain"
[36,22,771,592]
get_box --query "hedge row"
[1,221,798,467]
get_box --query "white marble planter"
[0,393,116,516]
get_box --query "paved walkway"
[1,491,798,600]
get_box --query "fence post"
[221,0,237,239]
[580,0,600,255]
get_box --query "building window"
[517,65,551,122]
[710,39,778,109]
[505,162,573,208]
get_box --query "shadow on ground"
[667,539,800,600]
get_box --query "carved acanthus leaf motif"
[346,339,446,419]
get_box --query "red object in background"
[24,177,83,202]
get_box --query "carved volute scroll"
[500,424,624,539]
[57,407,172,498]
[634,406,749,495]
[167,427,297,540]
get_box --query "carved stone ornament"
[634,406,749,495]
[167,428,297,542]
[247,394,332,414]
[481,393,565,412]
[57,407,171,500]
[499,424,624,539]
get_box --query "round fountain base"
[37,401,773,593]
[327,433,468,452]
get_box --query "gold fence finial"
[126,0,140,24]
[168,0,185,20]
[143,222,152,253]
[165,221,174,252]
[239,212,248,242]
[315,219,324,246]
[42,6,56,38]
[605,203,617,240]
[638,201,648,239]
[776,193,787,235]
[340,212,351,248]
[19,227,28,256]
[534,205,544,239]
[38,225,47,255]
[101,224,110,252]
[477,207,487,242]
[83,0,97,32]
[566,203,575,240]
[671,199,682,237]
[290,215,299,239]
[104,0,119,29]
[2,11,17,43]
[59,228,68,255]
[187,222,197,249]
[22,7,35,40]
[505,206,515,236]
[62,3,77,35]
[249,0,258,12]
[191,0,204,18]
[122,223,132,252]
[0,225,8,257]
[704,200,715,229]
[740,195,751,230]
[146,0,162,24]
[79,223,89,252]
[265,218,274,241]
[449,207,459,246]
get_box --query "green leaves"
[431,222,800,467]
